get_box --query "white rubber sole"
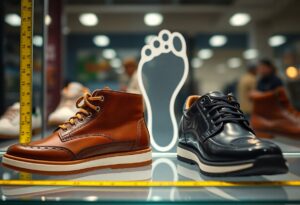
[177,146,253,174]
[2,149,152,173]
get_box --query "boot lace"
[59,92,104,130]
[204,95,248,126]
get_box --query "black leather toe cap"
[205,136,282,161]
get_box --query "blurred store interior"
[1,0,300,151]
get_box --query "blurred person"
[256,59,283,92]
[120,57,141,94]
[237,64,257,117]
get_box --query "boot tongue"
[199,91,228,103]
[92,86,112,96]
[201,91,249,130]
[201,91,237,103]
[201,91,240,119]
[206,91,227,99]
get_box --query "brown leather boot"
[250,88,300,139]
[277,87,300,117]
[2,88,152,174]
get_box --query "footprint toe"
[153,40,160,48]
[145,48,152,56]
[171,32,186,56]
[159,30,171,45]
[162,32,169,41]
[140,45,154,62]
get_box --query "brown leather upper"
[7,89,150,161]
[250,87,300,137]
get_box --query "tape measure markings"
[0,180,300,187]
[20,0,33,145]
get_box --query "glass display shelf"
[0,153,299,204]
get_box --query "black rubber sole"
[177,144,289,177]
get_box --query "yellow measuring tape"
[0,180,300,187]
[19,0,33,145]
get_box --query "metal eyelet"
[96,106,101,112]
[87,112,92,117]
[201,97,210,105]
[100,96,105,102]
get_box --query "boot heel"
[255,131,273,139]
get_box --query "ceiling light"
[110,58,122,69]
[268,35,286,47]
[45,15,51,26]
[93,35,110,47]
[191,58,203,69]
[144,35,156,44]
[286,66,298,79]
[243,49,258,59]
[144,13,163,27]
[216,64,226,74]
[33,35,43,47]
[79,13,98,26]
[5,13,21,26]
[209,35,227,47]
[198,49,213,60]
[229,13,251,26]
[228,57,242,69]
[103,49,116,59]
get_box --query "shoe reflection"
[176,162,288,201]
[177,163,237,200]
[148,157,177,201]
[1,165,151,200]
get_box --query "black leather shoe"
[177,91,288,176]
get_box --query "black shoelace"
[204,95,248,126]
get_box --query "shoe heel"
[177,146,197,165]
[177,155,196,165]
[255,131,273,139]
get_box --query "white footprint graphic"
[137,30,189,152]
